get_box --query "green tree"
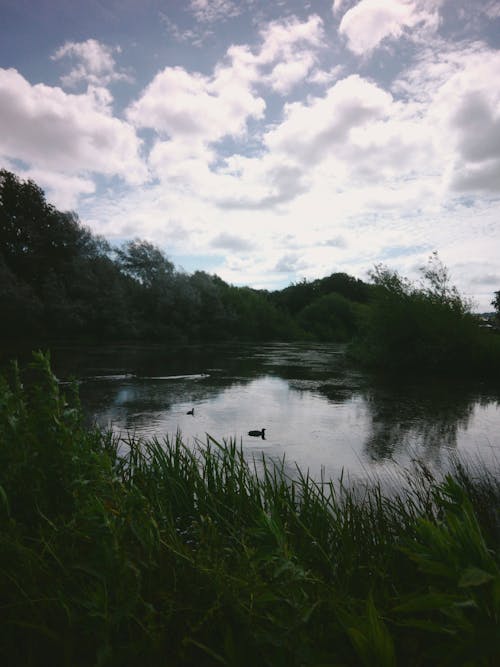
[492,291,500,323]
[115,239,174,288]
[352,254,494,374]
[0,170,97,286]
[298,293,360,341]
[115,239,177,339]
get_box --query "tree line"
[0,170,370,344]
[3,169,499,375]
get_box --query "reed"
[1,354,499,665]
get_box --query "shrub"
[352,254,500,375]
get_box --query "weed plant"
[1,353,499,665]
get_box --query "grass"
[1,353,499,665]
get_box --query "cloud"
[210,232,256,251]
[21,169,96,210]
[264,75,393,165]
[309,65,344,86]
[160,14,209,47]
[128,14,327,210]
[451,160,500,193]
[449,92,500,163]
[338,0,440,55]
[266,51,317,94]
[127,64,265,141]
[217,159,310,210]
[128,14,325,144]
[332,0,348,15]
[0,68,147,198]
[142,63,434,213]
[470,273,500,285]
[322,236,347,248]
[274,252,309,273]
[448,91,500,192]
[188,0,243,23]
[257,14,325,63]
[451,90,500,193]
[394,42,500,194]
[483,1,500,20]
[51,39,132,87]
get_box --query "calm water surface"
[21,342,500,480]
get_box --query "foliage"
[351,254,500,375]
[271,273,371,317]
[0,169,369,344]
[297,292,363,341]
[492,290,500,324]
[1,354,499,665]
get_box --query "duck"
[248,428,266,439]
[186,408,194,415]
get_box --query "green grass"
[1,353,499,665]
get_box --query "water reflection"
[42,342,500,479]
[361,379,478,465]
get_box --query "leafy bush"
[297,292,363,341]
[352,253,500,375]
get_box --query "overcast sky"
[1,0,500,309]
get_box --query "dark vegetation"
[350,257,500,376]
[2,168,500,374]
[0,169,368,344]
[1,354,499,666]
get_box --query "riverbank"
[1,354,499,666]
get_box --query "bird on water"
[248,428,266,439]
[187,408,194,415]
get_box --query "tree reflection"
[361,377,483,464]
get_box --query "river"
[14,341,497,482]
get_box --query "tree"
[0,169,106,288]
[115,239,174,288]
[352,254,491,374]
[492,291,500,317]
[298,292,360,341]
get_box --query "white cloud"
[127,65,265,141]
[332,0,348,15]
[395,42,500,194]
[141,64,438,215]
[452,160,500,194]
[51,39,132,87]
[188,0,242,23]
[160,13,209,47]
[128,13,328,207]
[483,1,500,20]
[210,232,256,251]
[128,13,325,144]
[0,68,147,202]
[216,155,310,209]
[274,252,309,273]
[338,0,440,55]
[257,14,325,64]
[264,75,394,165]
[21,169,96,210]
[309,65,344,86]
[266,52,317,94]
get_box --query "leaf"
[459,567,495,588]
[395,619,454,634]
[0,484,10,516]
[394,593,462,614]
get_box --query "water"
[11,342,500,481]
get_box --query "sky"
[1,0,500,310]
